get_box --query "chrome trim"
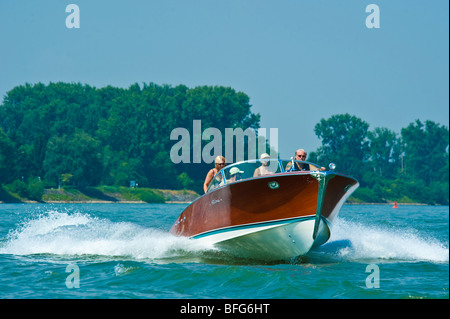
[310,171,336,239]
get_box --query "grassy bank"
[0,184,199,204]
[0,183,429,205]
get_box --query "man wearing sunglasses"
[286,149,326,172]
[291,149,310,171]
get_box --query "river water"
[0,203,448,302]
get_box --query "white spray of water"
[322,218,449,263]
[0,210,215,260]
[1,210,448,264]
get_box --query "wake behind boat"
[170,159,359,261]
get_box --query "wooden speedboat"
[169,159,359,261]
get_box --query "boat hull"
[170,171,358,260]
[194,216,331,260]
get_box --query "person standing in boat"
[203,156,226,193]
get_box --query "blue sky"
[1,0,448,158]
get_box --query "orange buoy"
[393,201,398,209]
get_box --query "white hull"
[192,217,331,261]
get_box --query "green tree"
[43,134,74,185]
[401,120,449,186]
[27,177,44,201]
[0,81,260,193]
[176,172,194,190]
[310,113,370,182]
[0,128,16,184]
[367,127,401,179]
[43,131,102,187]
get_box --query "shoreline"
[0,200,437,206]
[0,199,195,204]
[345,202,429,206]
[0,186,440,206]
[0,200,192,204]
[0,187,200,205]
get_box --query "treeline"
[309,114,449,205]
[0,82,448,204]
[0,82,260,197]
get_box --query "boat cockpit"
[207,158,326,192]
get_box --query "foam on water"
[0,209,215,260]
[318,218,449,263]
[1,208,448,264]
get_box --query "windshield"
[207,159,323,192]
